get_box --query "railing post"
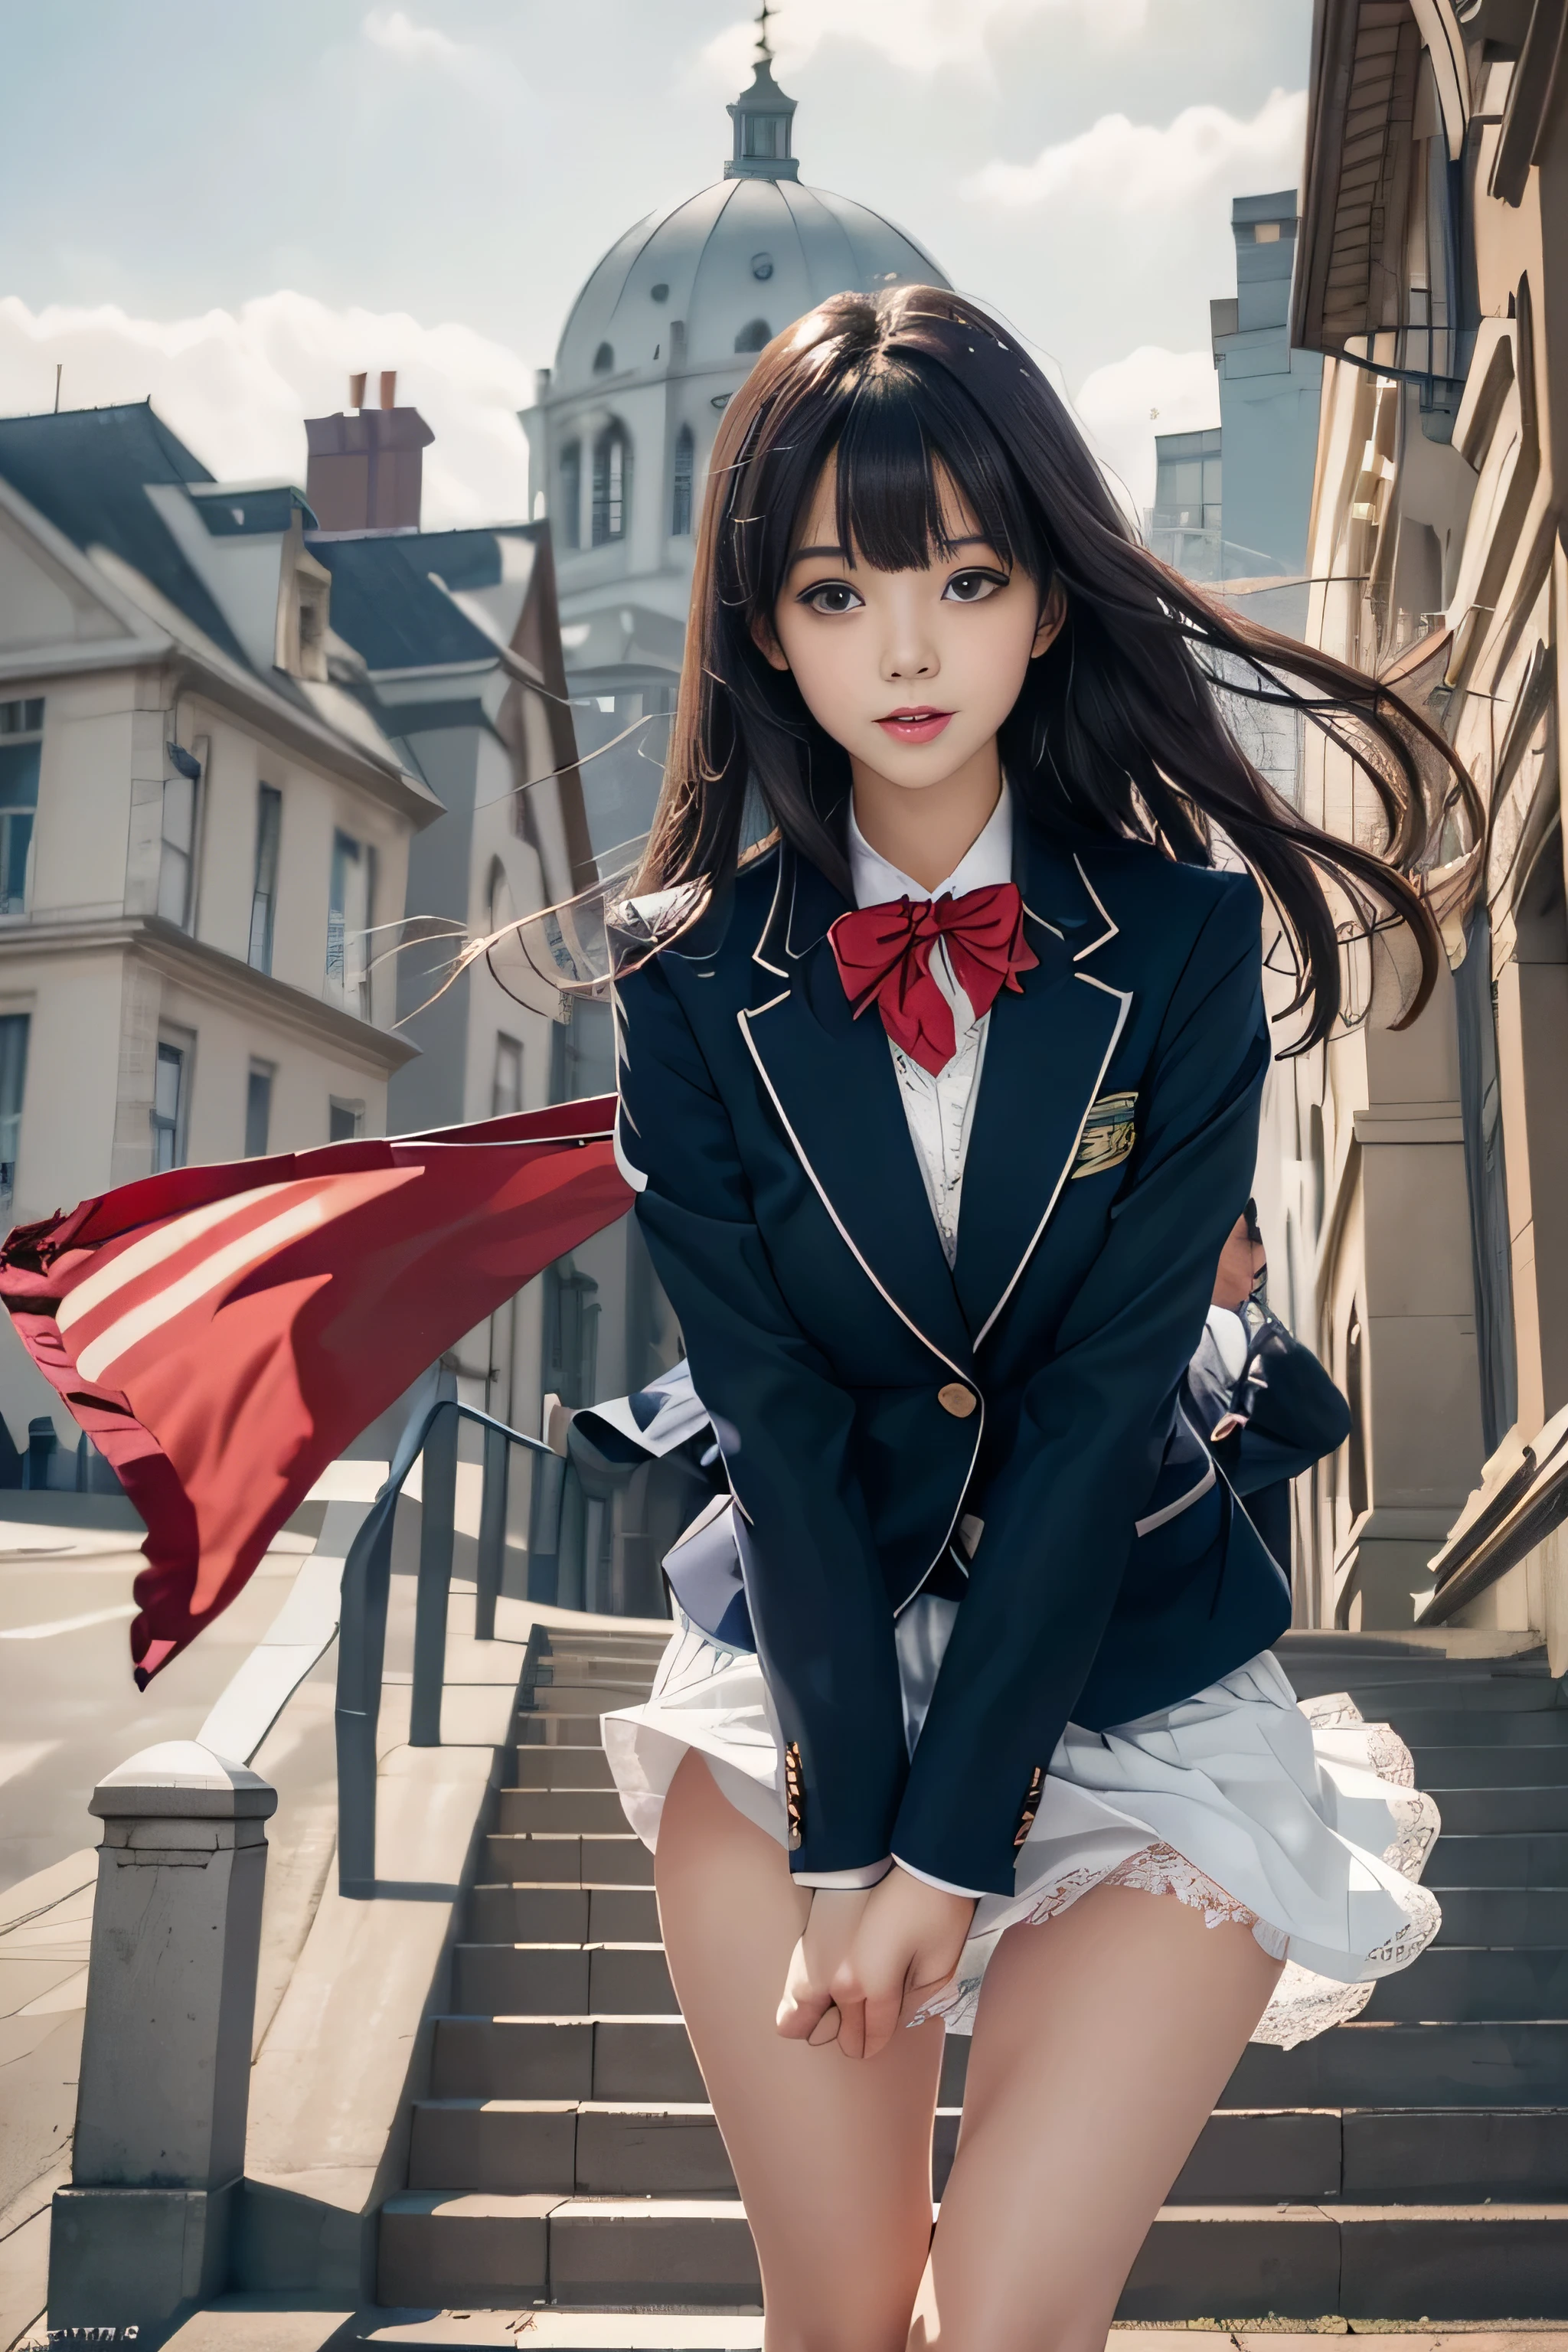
[475,1418,508,1640]
[411,1398,458,1746]
[48,1743,276,2334]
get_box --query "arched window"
[558,440,581,550]
[592,341,615,375]
[733,318,772,354]
[487,858,517,939]
[591,423,631,546]
[671,424,694,537]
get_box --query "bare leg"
[656,1749,945,2352]
[910,1883,1283,2352]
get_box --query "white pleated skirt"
[602,1600,1441,2050]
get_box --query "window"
[743,113,786,160]
[671,425,694,536]
[328,1097,363,1143]
[0,1013,30,1213]
[492,1034,523,1117]
[591,423,630,546]
[326,828,371,1017]
[244,1061,273,1159]
[733,318,772,354]
[558,441,581,551]
[0,698,43,918]
[158,746,201,929]
[249,785,281,973]
[487,858,517,939]
[151,1038,187,1173]
[592,341,615,375]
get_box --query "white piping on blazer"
[737,991,986,1614]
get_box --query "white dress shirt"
[795,788,1014,1900]
[846,782,1014,1267]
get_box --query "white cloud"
[1070,345,1219,516]
[0,292,534,531]
[361,8,469,69]
[962,87,1306,214]
[701,0,1146,85]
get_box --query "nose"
[881,627,938,685]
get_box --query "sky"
[0,0,1313,522]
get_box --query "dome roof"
[550,52,949,397]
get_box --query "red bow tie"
[828,880,1039,1076]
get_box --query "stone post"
[47,1741,277,2335]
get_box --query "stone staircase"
[378,1627,1568,2324]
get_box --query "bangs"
[740,348,1050,616]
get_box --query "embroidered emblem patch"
[1070,1090,1137,1180]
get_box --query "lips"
[876,707,953,745]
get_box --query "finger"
[776,1981,836,2039]
[835,1994,867,2060]
[806,2003,843,2047]
[860,1986,906,2061]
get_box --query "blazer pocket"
[1071,1089,1138,1179]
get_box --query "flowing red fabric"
[828,882,1040,1076]
[0,1099,632,1685]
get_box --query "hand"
[776,1868,975,2061]
[831,1867,975,2060]
[776,1886,872,2047]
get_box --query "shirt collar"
[848,779,1014,910]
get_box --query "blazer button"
[937,1382,977,1419]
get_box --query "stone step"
[1433,1887,1568,1945]
[469,1883,661,1944]
[1220,2020,1568,2112]
[1378,1707,1568,1745]
[407,2098,1350,2203]
[435,2011,1568,2113]
[1426,1785,1568,1833]
[1413,1744,1568,1785]
[512,1746,618,1790]
[1283,1671,1557,1710]
[452,1942,678,2017]
[519,1713,613,1746]
[377,2190,1568,2318]
[1428,1834,1568,1887]
[1364,1946,1568,2021]
[432,2015,705,2103]
[498,1787,634,1835]
[527,1683,652,1715]
[407,2095,1568,2205]
[484,1832,655,1886]
[1341,2105,1568,2200]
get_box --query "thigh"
[656,1749,944,2352]
[911,1882,1283,2352]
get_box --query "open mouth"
[876,707,954,744]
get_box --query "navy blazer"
[613,812,1290,1896]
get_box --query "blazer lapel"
[955,830,1134,1345]
[739,849,975,1377]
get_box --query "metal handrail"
[335,1371,557,1897]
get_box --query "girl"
[606,286,1454,2352]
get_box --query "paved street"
[0,1521,309,1896]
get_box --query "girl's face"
[758,455,1064,799]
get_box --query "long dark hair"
[640,285,1472,1046]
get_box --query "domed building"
[519,30,950,857]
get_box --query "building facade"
[0,400,439,1446]
[518,38,952,869]
[1259,0,1568,1651]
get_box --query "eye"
[798,580,864,616]
[943,568,1009,603]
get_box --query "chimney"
[304,371,433,534]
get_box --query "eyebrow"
[787,534,999,570]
